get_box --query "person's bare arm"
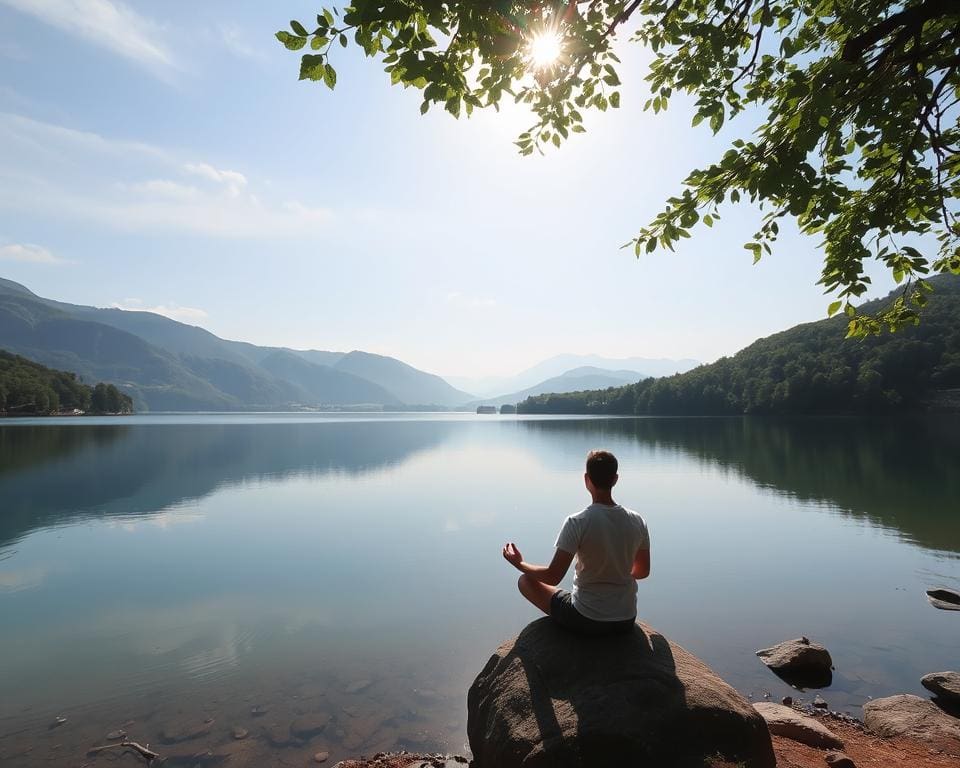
[631,547,651,580]
[502,543,574,586]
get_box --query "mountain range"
[0,278,469,410]
[468,366,648,408]
[447,354,699,399]
[0,278,697,411]
[520,274,960,415]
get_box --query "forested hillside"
[0,350,133,415]
[0,278,472,410]
[520,275,960,415]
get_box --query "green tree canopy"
[279,1,960,334]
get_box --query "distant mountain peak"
[0,277,37,297]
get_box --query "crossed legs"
[517,574,560,616]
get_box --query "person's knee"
[517,573,531,595]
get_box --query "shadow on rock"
[467,618,775,768]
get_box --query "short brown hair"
[586,450,618,489]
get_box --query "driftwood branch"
[87,740,159,764]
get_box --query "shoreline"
[324,708,959,768]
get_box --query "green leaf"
[277,31,307,51]
[290,20,308,36]
[322,63,337,89]
[827,300,842,316]
[323,9,334,25]
[299,54,326,81]
[339,33,348,48]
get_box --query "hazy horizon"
[0,1,898,379]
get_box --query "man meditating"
[502,449,650,635]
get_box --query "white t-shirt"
[554,503,650,621]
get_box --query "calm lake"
[1,414,958,766]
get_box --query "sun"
[527,29,563,70]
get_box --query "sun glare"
[527,29,563,70]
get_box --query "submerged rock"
[264,723,297,748]
[231,726,248,740]
[922,672,960,705]
[813,695,829,709]
[756,637,833,688]
[159,717,214,744]
[753,703,843,749]
[291,712,331,740]
[863,694,960,756]
[345,680,373,695]
[467,618,775,768]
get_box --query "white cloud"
[0,0,174,74]
[184,162,247,197]
[0,242,67,264]
[111,298,209,323]
[0,112,334,237]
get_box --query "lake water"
[1,414,958,767]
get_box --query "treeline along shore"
[0,349,133,416]
[519,275,960,416]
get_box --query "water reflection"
[0,421,456,550]
[3,416,958,556]
[517,416,960,556]
[0,415,958,768]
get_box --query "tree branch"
[841,0,959,63]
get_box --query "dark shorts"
[549,590,636,636]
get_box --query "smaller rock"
[231,726,248,740]
[264,723,296,748]
[756,637,833,688]
[291,712,331,740]
[106,730,126,741]
[314,751,330,763]
[250,705,268,717]
[160,718,214,744]
[48,716,67,730]
[864,695,960,754]
[753,703,844,749]
[922,672,960,705]
[825,752,856,768]
[782,696,793,706]
[927,588,960,611]
[814,695,828,709]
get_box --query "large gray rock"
[922,672,960,705]
[863,694,960,756]
[467,619,775,768]
[756,637,833,688]
[752,702,843,749]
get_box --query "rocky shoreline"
[10,618,959,768]
[326,707,960,768]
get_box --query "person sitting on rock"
[502,449,651,635]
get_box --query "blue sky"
[0,1,896,377]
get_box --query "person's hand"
[502,542,523,569]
